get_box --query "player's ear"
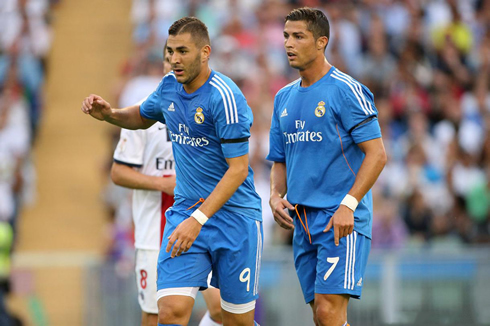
[317,36,328,51]
[202,45,211,62]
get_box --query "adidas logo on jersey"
[280,108,288,117]
[168,102,175,112]
[357,278,363,287]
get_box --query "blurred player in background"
[268,8,386,326]
[83,17,262,326]
[111,47,223,326]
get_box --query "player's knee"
[157,299,187,324]
[208,306,222,323]
[158,305,184,324]
[315,301,339,325]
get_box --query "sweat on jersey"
[113,122,175,250]
[267,67,382,238]
[140,70,261,221]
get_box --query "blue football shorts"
[157,200,263,304]
[289,205,371,304]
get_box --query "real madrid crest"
[315,101,326,117]
[194,107,205,124]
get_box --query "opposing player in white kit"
[111,52,222,326]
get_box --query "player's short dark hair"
[285,7,330,47]
[168,17,210,48]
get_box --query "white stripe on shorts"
[349,233,355,290]
[344,232,358,290]
[254,221,262,296]
[344,233,350,289]
[351,231,357,290]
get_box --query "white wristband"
[191,209,208,225]
[340,194,358,212]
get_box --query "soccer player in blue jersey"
[82,17,262,326]
[268,8,387,326]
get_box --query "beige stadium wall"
[8,0,133,324]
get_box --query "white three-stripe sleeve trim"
[214,75,239,123]
[331,74,369,115]
[351,231,357,290]
[344,234,350,289]
[210,81,230,124]
[211,77,234,123]
[334,70,375,114]
[254,221,262,296]
[333,71,375,115]
[333,70,371,114]
[335,71,375,115]
[331,74,369,116]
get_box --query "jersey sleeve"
[139,78,165,123]
[113,128,146,167]
[211,85,252,159]
[266,97,285,162]
[338,85,381,144]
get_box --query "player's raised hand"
[270,194,295,230]
[166,217,202,258]
[324,206,354,246]
[81,94,111,121]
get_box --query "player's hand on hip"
[81,94,111,121]
[324,206,354,246]
[157,175,176,195]
[166,217,202,258]
[269,194,295,230]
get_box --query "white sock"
[198,311,221,326]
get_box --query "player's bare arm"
[324,137,387,245]
[166,154,250,258]
[81,94,156,130]
[111,162,176,195]
[270,162,295,230]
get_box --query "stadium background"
[0,0,489,325]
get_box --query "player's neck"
[184,66,212,94]
[299,58,332,88]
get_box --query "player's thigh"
[315,230,370,298]
[135,249,159,315]
[202,286,222,322]
[209,213,263,307]
[292,217,318,304]
[157,292,196,324]
[313,293,350,325]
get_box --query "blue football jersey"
[267,67,382,238]
[140,70,261,221]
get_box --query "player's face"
[167,33,204,85]
[283,20,322,70]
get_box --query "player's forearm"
[347,139,387,201]
[104,105,154,130]
[270,162,288,198]
[198,159,249,218]
[111,163,175,194]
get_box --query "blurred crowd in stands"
[0,0,55,323]
[105,0,490,266]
